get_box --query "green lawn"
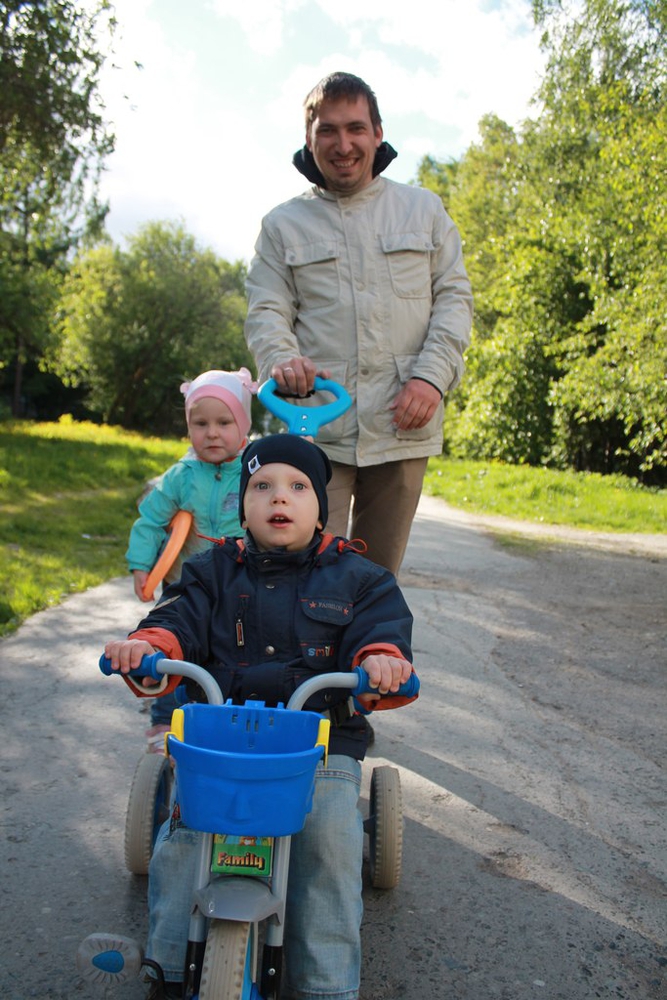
[423,457,666,534]
[0,417,185,636]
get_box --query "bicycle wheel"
[124,753,173,875]
[199,919,254,1000]
[368,765,403,889]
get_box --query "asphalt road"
[1,496,665,1000]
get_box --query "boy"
[106,434,417,1000]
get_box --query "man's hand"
[104,638,160,687]
[390,378,441,431]
[357,653,413,706]
[270,355,330,398]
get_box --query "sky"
[93,0,547,265]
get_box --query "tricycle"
[77,651,418,999]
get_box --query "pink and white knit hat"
[180,368,257,438]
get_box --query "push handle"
[99,651,166,681]
[352,665,420,700]
[258,376,352,437]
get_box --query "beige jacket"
[245,177,473,466]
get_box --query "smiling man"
[244,72,473,578]
[306,91,382,195]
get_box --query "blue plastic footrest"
[168,701,325,836]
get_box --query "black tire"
[368,765,403,889]
[199,920,253,1000]
[124,753,173,875]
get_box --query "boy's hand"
[132,570,150,601]
[104,639,160,687]
[357,654,413,706]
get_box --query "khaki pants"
[325,457,428,576]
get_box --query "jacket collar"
[243,531,323,570]
[292,141,398,189]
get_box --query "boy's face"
[187,397,245,463]
[242,461,321,551]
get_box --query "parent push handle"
[258,376,352,437]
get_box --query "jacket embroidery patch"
[307,599,350,616]
[301,596,354,626]
[301,642,336,659]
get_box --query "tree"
[531,0,667,477]
[54,221,254,435]
[423,0,666,480]
[0,0,114,415]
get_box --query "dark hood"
[292,141,398,188]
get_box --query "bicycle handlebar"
[257,376,352,437]
[99,654,419,708]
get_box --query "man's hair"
[304,72,382,134]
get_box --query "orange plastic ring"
[141,510,194,601]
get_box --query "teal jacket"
[126,449,242,583]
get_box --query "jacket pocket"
[307,360,357,446]
[298,595,353,670]
[380,232,433,299]
[285,240,341,310]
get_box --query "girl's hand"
[132,570,150,601]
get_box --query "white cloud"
[94,0,546,263]
[208,0,306,55]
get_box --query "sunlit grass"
[0,417,186,636]
[424,458,666,534]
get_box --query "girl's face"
[187,397,245,464]
[242,462,321,551]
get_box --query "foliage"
[53,221,254,435]
[0,416,185,635]
[421,0,667,482]
[0,0,115,415]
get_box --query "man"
[245,71,473,576]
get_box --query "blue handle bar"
[258,376,352,437]
[351,665,420,700]
[99,651,166,681]
[100,653,419,701]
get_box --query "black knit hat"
[239,434,332,526]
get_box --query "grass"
[0,419,665,638]
[423,457,667,534]
[0,416,185,637]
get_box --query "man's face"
[307,95,383,195]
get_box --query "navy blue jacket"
[132,532,414,759]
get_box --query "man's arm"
[245,225,331,397]
[245,223,301,380]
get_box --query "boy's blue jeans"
[147,755,363,1000]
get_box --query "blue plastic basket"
[168,701,325,836]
